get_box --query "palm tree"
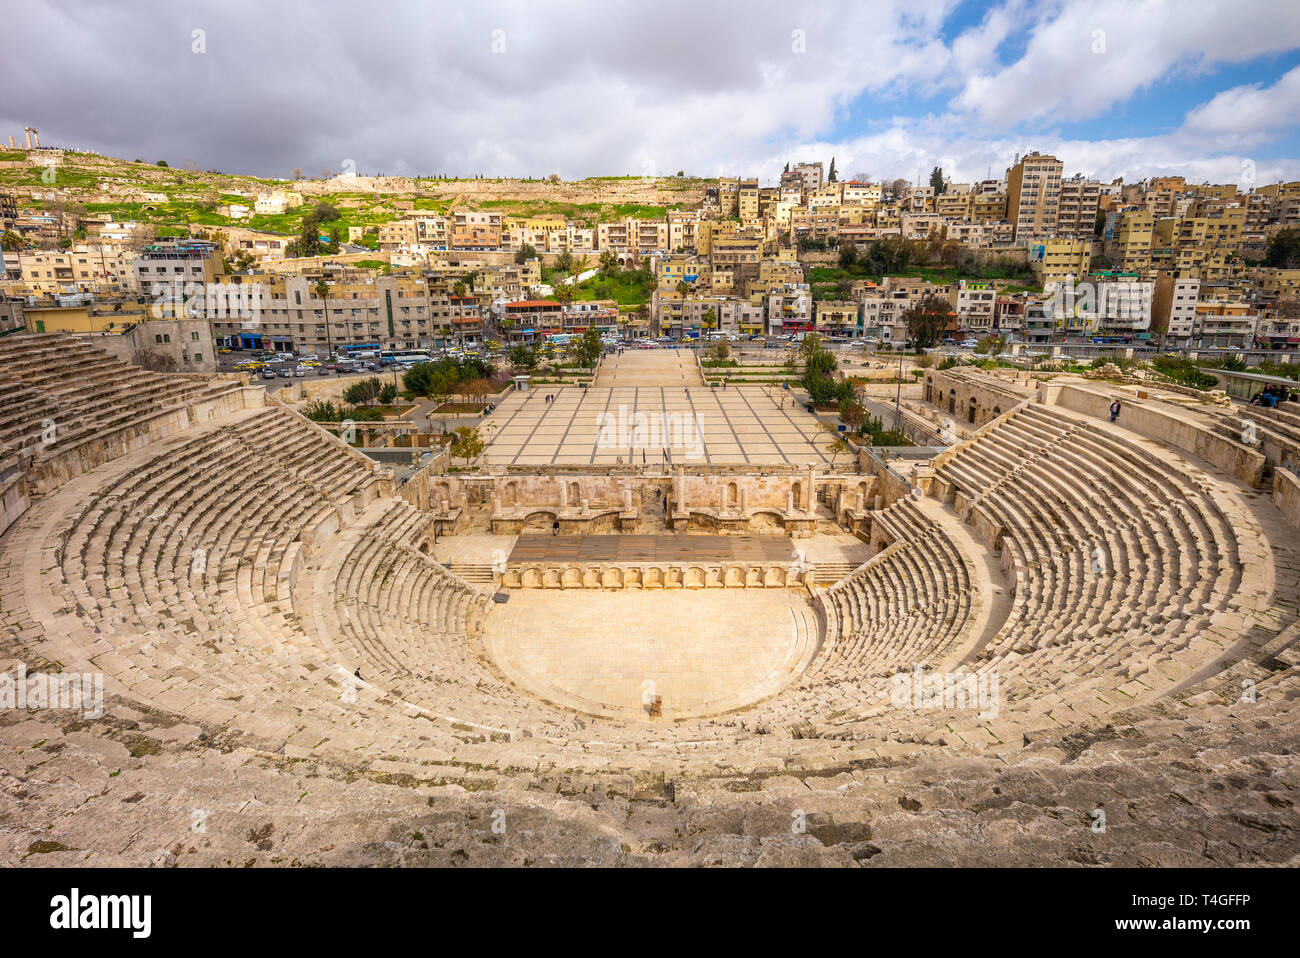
[314,279,333,360]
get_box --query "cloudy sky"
[5,0,1300,186]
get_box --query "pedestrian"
[552,520,559,536]
[354,667,362,679]
[1109,399,1121,423]
[642,448,646,464]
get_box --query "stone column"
[719,487,727,513]
[675,465,685,511]
[805,463,816,511]
[559,479,568,510]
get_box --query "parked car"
[294,366,309,377]
[277,369,292,379]
[260,368,277,380]
[317,366,331,375]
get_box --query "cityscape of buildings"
[4,146,1300,367]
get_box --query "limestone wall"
[1272,467,1300,530]
[922,369,1029,429]
[398,447,454,511]
[28,385,264,495]
[0,464,28,540]
[1049,383,1267,488]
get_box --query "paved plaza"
[594,349,703,386]
[483,385,834,466]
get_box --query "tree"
[701,306,718,331]
[293,168,304,180]
[2,230,26,250]
[675,279,691,297]
[515,243,537,265]
[890,178,909,200]
[822,425,848,467]
[574,327,603,368]
[314,279,333,358]
[599,250,619,276]
[712,339,731,362]
[344,377,383,406]
[1264,228,1300,269]
[828,157,837,183]
[902,294,951,349]
[156,160,169,167]
[461,377,492,406]
[839,398,866,432]
[929,166,946,195]
[450,426,484,465]
[508,344,537,370]
[838,242,857,268]
[783,162,790,174]
[975,334,1007,357]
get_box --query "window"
[191,331,200,341]
[194,354,203,363]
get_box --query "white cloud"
[0,0,1297,187]
[1181,64,1300,144]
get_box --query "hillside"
[0,148,711,243]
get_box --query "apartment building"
[766,284,813,334]
[1056,175,1102,240]
[1104,209,1155,271]
[1028,237,1091,286]
[793,162,824,194]
[1150,273,1200,345]
[450,211,503,251]
[1251,268,1300,302]
[738,180,761,224]
[596,218,668,257]
[132,239,225,293]
[1006,152,1064,241]
[253,191,304,215]
[1257,311,1300,348]
[17,246,136,294]
[970,192,1008,224]
[934,192,971,218]
[949,280,996,335]
[1192,300,1258,347]
[814,300,861,337]
[378,220,418,249]
[841,181,881,207]
[714,177,741,218]
[667,210,703,252]
[210,273,484,353]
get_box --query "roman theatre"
[2,337,1298,866]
